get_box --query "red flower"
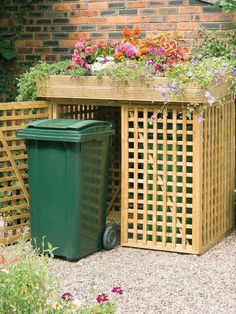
[123,26,131,39]
[96,293,109,304]
[111,286,123,295]
[61,292,74,302]
[133,26,141,37]
[0,255,19,269]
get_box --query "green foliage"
[0,231,120,313]
[165,57,235,109]
[215,0,236,12]
[0,232,57,313]
[0,0,33,101]
[0,40,17,60]
[192,30,236,59]
[101,60,156,83]
[17,61,87,101]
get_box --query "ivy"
[0,0,33,101]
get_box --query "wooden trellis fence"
[0,101,50,244]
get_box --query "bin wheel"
[103,226,118,250]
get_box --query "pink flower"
[111,286,123,295]
[75,41,85,52]
[96,293,109,304]
[85,46,94,55]
[116,43,139,58]
[154,63,164,72]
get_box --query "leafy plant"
[215,0,236,12]
[0,0,34,101]
[0,40,17,60]
[192,30,236,59]
[0,229,122,313]
[0,231,57,313]
[17,61,87,101]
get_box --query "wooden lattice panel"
[56,102,121,221]
[121,101,235,254]
[0,101,50,244]
[96,107,121,221]
[201,100,235,252]
[57,103,97,120]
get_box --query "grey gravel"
[50,230,236,314]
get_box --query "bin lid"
[17,119,114,142]
[27,119,111,130]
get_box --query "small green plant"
[0,230,57,313]
[16,61,87,101]
[0,229,122,313]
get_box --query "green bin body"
[17,119,114,261]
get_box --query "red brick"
[25,40,42,47]
[89,17,108,24]
[82,11,99,17]
[70,17,89,24]
[53,3,71,11]
[179,7,202,14]
[199,14,233,22]
[127,1,147,8]
[89,2,108,10]
[59,40,77,48]
[177,22,199,30]
[1,18,15,26]
[155,23,177,31]
[107,16,128,23]
[69,32,81,40]
[128,16,149,23]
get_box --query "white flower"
[1,268,10,274]
[91,61,115,75]
[71,298,82,309]
[0,216,4,239]
[0,216,4,228]
[96,57,105,62]
[106,56,114,61]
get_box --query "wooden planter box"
[37,75,235,254]
[37,75,229,103]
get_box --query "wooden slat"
[192,111,203,252]
[172,109,177,249]
[121,105,128,244]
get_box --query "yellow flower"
[22,287,27,294]
[52,302,62,310]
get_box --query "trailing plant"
[17,61,87,101]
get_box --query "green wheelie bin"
[17,119,115,261]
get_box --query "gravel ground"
[50,230,236,314]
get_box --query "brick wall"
[1,0,235,67]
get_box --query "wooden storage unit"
[36,76,235,254]
[121,101,234,254]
